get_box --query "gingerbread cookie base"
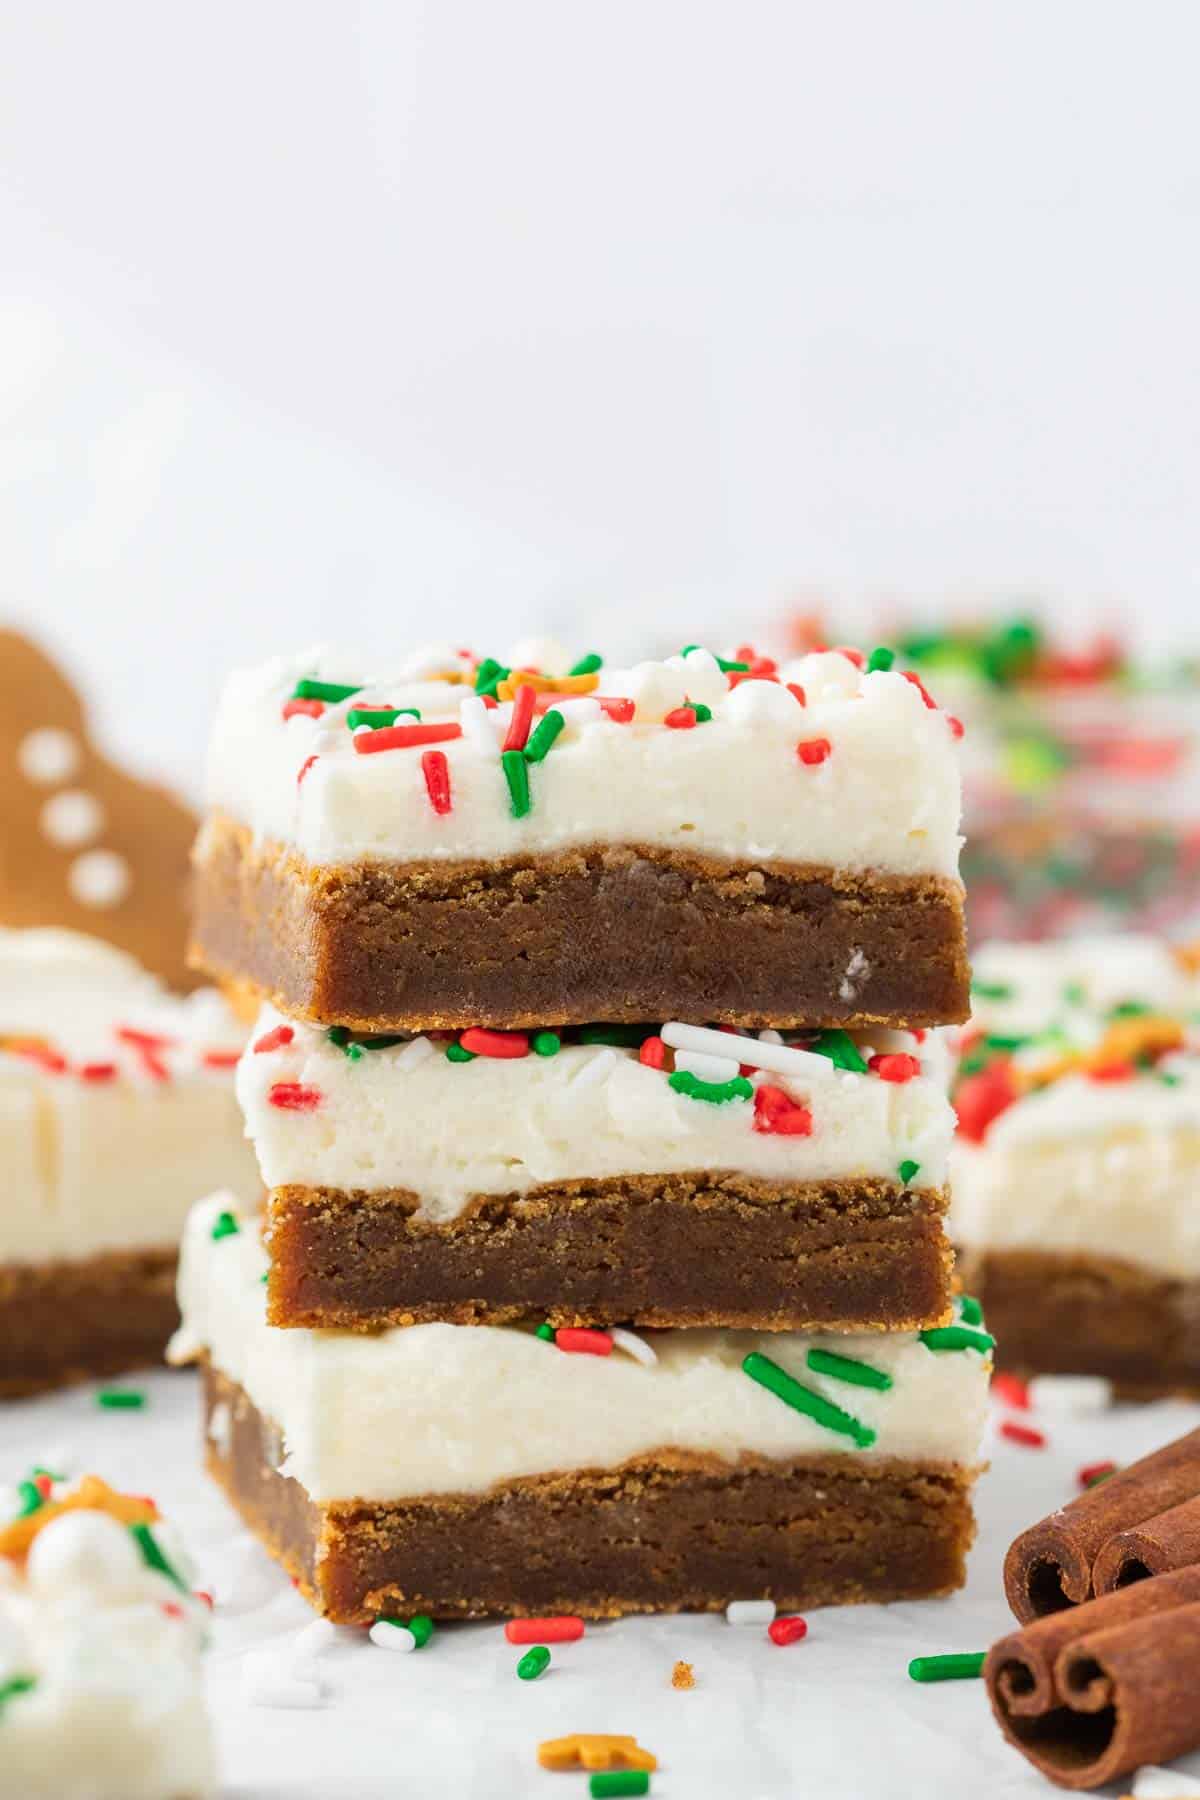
[957,1248,1200,1399]
[190,816,970,1032]
[0,1249,179,1399]
[203,1365,979,1622]
[266,1174,955,1333]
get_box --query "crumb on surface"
[671,1659,696,1689]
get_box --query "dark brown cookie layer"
[266,1173,954,1333]
[190,815,970,1032]
[0,1248,179,1399]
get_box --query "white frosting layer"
[203,643,964,877]
[173,1194,990,1503]
[238,1006,953,1218]
[0,1497,215,1799]
[951,936,1200,1276]
[0,930,259,1264]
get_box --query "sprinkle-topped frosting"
[0,1471,214,1797]
[237,1005,954,1219]
[203,640,964,878]
[950,935,1200,1277]
[172,1194,991,1502]
[0,929,258,1264]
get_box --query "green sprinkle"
[690,702,713,722]
[743,1352,876,1447]
[406,1614,434,1648]
[260,1271,269,1283]
[345,707,420,730]
[807,1029,869,1074]
[292,678,362,703]
[344,1042,364,1062]
[806,1347,892,1391]
[129,1521,186,1591]
[568,653,603,676]
[210,1209,240,1241]
[866,646,895,672]
[524,711,565,763]
[590,1776,650,1799]
[326,1025,352,1047]
[970,980,1014,1001]
[908,1652,986,1683]
[1063,982,1087,1006]
[535,1322,556,1341]
[502,749,531,817]
[920,1326,995,1354]
[0,1675,36,1712]
[898,1159,920,1185]
[31,1465,65,1483]
[15,1479,43,1518]
[679,645,748,674]
[516,1644,551,1680]
[1110,999,1152,1017]
[446,1042,476,1063]
[984,1033,1027,1053]
[957,1048,990,1076]
[1159,1070,1184,1087]
[358,1034,407,1051]
[532,1031,561,1056]
[958,1294,983,1325]
[668,1071,754,1105]
[97,1388,145,1409]
[579,1025,647,1047]
[474,657,509,698]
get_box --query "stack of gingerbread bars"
[174,639,992,1622]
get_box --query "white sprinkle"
[1133,1767,1200,1798]
[459,693,499,755]
[662,1022,836,1084]
[1028,1375,1113,1417]
[39,789,104,847]
[726,1599,776,1627]
[67,848,131,909]
[291,1618,341,1662]
[757,1029,784,1046]
[18,727,80,784]
[571,1048,618,1090]
[241,1649,324,1708]
[206,1401,232,1456]
[549,697,602,729]
[369,1620,417,1652]
[673,1049,741,1084]
[610,1327,658,1367]
[395,1035,434,1072]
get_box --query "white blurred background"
[2,0,1199,795]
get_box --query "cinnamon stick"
[1004,1427,1200,1622]
[1093,1494,1200,1598]
[986,1566,1200,1789]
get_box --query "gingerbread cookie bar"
[243,1007,956,1332]
[174,1195,988,1622]
[950,935,1200,1396]
[0,929,259,1397]
[0,629,201,993]
[0,1472,215,1797]
[190,644,968,1031]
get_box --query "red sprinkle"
[193,1589,215,1610]
[7,1040,69,1074]
[297,753,319,787]
[1000,1420,1046,1449]
[726,669,779,688]
[753,1084,813,1136]
[786,683,806,706]
[796,737,831,766]
[253,1024,295,1055]
[79,1061,118,1083]
[353,722,463,754]
[955,1062,1018,1143]
[202,1049,242,1069]
[459,1027,530,1059]
[832,646,865,669]
[904,670,939,709]
[1088,1060,1136,1083]
[664,706,698,729]
[161,1601,185,1621]
[421,749,453,816]
[594,696,635,723]
[479,693,498,709]
[638,1035,667,1069]
[33,1474,53,1500]
[281,697,325,721]
[991,1371,1030,1411]
[948,715,965,740]
[116,1028,171,1083]
[868,1052,921,1083]
[555,1328,613,1357]
[268,1082,322,1111]
[1079,1460,1118,1490]
[768,1614,809,1646]
[504,1617,585,1645]
[502,683,538,752]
